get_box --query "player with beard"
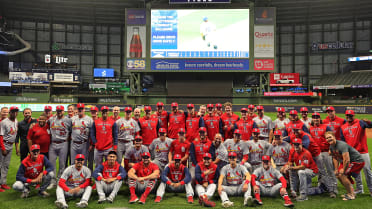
[133,108,141,122]
[269,130,291,173]
[169,128,190,166]
[323,106,346,140]
[185,103,205,143]
[110,106,121,121]
[16,108,37,161]
[220,102,239,140]
[210,133,229,169]
[152,102,169,131]
[273,107,290,136]
[246,128,273,172]
[138,106,160,146]
[247,104,257,120]
[168,102,186,140]
[204,104,223,142]
[27,114,50,157]
[283,110,309,137]
[252,106,273,142]
[43,106,53,120]
[300,107,311,129]
[124,136,149,172]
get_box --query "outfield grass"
[1,112,372,209]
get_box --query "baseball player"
[322,106,346,140]
[90,106,118,167]
[198,105,207,117]
[168,102,186,140]
[309,112,338,197]
[200,16,217,49]
[55,154,92,209]
[270,130,292,172]
[204,104,223,141]
[234,108,257,141]
[282,110,309,137]
[190,127,213,179]
[27,114,50,157]
[116,106,140,164]
[223,129,252,172]
[133,108,141,122]
[195,153,219,207]
[326,131,365,200]
[128,152,160,204]
[152,102,169,131]
[124,136,149,171]
[16,108,37,161]
[13,144,54,198]
[214,103,223,117]
[90,106,99,121]
[71,103,93,166]
[149,128,173,172]
[252,106,273,142]
[67,105,76,118]
[247,104,257,120]
[218,152,253,208]
[0,107,8,121]
[154,154,194,203]
[139,106,160,146]
[93,150,126,203]
[44,105,53,120]
[185,103,205,142]
[246,128,273,172]
[110,106,121,121]
[47,105,72,189]
[168,128,191,166]
[0,106,18,191]
[220,102,239,140]
[210,133,229,169]
[251,155,294,207]
[340,109,372,196]
[300,107,312,129]
[88,106,99,171]
[273,107,290,134]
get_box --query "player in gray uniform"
[300,107,312,129]
[273,107,290,137]
[55,154,92,209]
[0,106,18,190]
[124,136,149,171]
[252,106,273,142]
[270,130,292,172]
[149,128,173,172]
[251,155,294,207]
[223,129,252,172]
[116,106,140,164]
[210,133,229,169]
[246,128,273,172]
[71,103,93,166]
[48,105,72,189]
[218,152,253,208]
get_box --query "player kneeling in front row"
[55,154,92,209]
[251,155,294,207]
[13,144,54,198]
[128,152,160,204]
[155,154,194,203]
[93,151,126,204]
[218,152,253,208]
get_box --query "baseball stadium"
[0,0,372,209]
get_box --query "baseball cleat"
[55,200,68,209]
[154,196,162,203]
[106,195,114,203]
[284,199,294,207]
[38,191,50,198]
[187,196,194,204]
[21,190,30,198]
[139,194,147,204]
[1,184,10,190]
[254,197,263,205]
[76,201,88,208]
[296,195,308,201]
[221,200,234,208]
[203,197,216,207]
[244,196,254,206]
[129,195,139,203]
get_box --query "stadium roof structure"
[0,0,371,25]
[314,71,372,88]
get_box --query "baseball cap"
[9,106,19,112]
[216,103,222,108]
[199,127,206,132]
[234,129,241,134]
[178,128,185,133]
[159,128,166,133]
[101,106,109,111]
[174,154,182,160]
[75,154,85,160]
[141,152,151,158]
[77,103,85,109]
[262,155,271,161]
[273,130,282,136]
[44,105,52,111]
[292,124,301,130]
[171,102,178,107]
[289,110,298,115]
[252,128,260,133]
[207,104,214,108]
[144,106,152,111]
[203,153,212,159]
[277,107,285,112]
[256,105,264,110]
[90,106,98,111]
[326,106,335,112]
[300,107,308,112]
[345,110,355,115]
[56,105,64,111]
[228,152,237,158]
[312,112,320,117]
[30,144,40,151]
[124,107,132,112]
[187,103,194,108]
[248,104,255,109]
[134,135,143,141]
[157,102,164,107]
[241,108,248,112]
[293,138,302,144]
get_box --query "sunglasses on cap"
[203,157,211,161]
[274,136,281,139]
[346,114,354,117]
[142,156,150,159]
[31,149,40,153]
[293,143,301,147]
[76,158,84,162]
[125,110,132,113]
[241,111,247,113]
[178,132,185,135]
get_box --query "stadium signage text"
[151,59,249,71]
[169,0,231,4]
[45,54,68,64]
[311,41,353,51]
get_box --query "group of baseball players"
[0,102,372,208]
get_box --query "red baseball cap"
[248,104,255,109]
[262,155,271,161]
[207,104,214,108]
[312,112,320,117]
[345,110,355,115]
[289,110,298,115]
[277,107,285,112]
[171,102,178,107]
[228,152,237,157]
[216,103,222,108]
[326,106,335,112]
[203,153,212,159]
[178,128,185,133]
[174,154,182,160]
[75,154,85,160]
[273,130,282,136]
[157,102,164,107]
[44,105,52,111]
[124,107,132,112]
[252,128,260,133]
[199,127,207,132]
[234,129,241,134]
[9,106,19,112]
[30,144,40,151]
[256,105,264,110]
[187,103,194,108]
[159,128,166,133]
[77,103,85,109]
[300,107,308,112]
[135,135,143,141]
[241,108,248,112]
[56,105,64,111]
[101,106,109,111]
[293,138,302,144]
[292,124,301,129]
[141,152,151,158]
[90,106,98,111]
[144,106,152,111]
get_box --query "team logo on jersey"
[181,146,185,152]
[8,127,16,135]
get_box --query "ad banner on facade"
[254,25,274,58]
[270,73,301,86]
[126,9,146,25]
[9,72,49,84]
[127,26,146,59]
[254,7,275,25]
[151,59,249,71]
[254,59,275,71]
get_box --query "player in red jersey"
[168,128,190,166]
[185,103,205,142]
[128,152,160,204]
[247,104,257,120]
[220,102,239,140]
[152,102,169,131]
[322,106,346,140]
[282,110,309,137]
[190,127,213,179]
[204,104,223,141]
[43,105,53,120]
[234,108,257,141]
[90,106,99,121]
[27,114,50,157]
[214,103,223,117]
[138,106,160,146]
[168,102,186,139]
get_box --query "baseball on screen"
[151,9,249,58]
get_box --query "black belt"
[4,141,13,145]
[73,140,87,144]
[52,140,67,144]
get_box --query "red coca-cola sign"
[270,73,301,86]
[254,59,274,71]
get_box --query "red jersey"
[94,117,115,150]
[196,162,218,184]
[341,119,370,154]
[204,114,222,141]
[139,116,159,145]
[27,123,50,153]
[309,124,331,152]
[22,154,46,180]
[132,161,159,177]
[289,148,318,173]
[186,113,202,142]
[100,161,121,179]
[166,163,186,183]
[110,116,121,121]
[168,111,186,139]
[289,132,321,157]
[191,139,212,166]
[169,139,190,165]
[284,120,308,136]
[247,113,257,121]
[323,116,346,140]
[235,118,256,141]
[221,113,239,139]
[152,111,169,131]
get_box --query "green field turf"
[0,111,372,209]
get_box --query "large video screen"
[151,9,249,58]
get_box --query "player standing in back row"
[252,106,273,142]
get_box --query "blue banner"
[151,10,178,50]
[127,9,146,25]
[151,59,249,71]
